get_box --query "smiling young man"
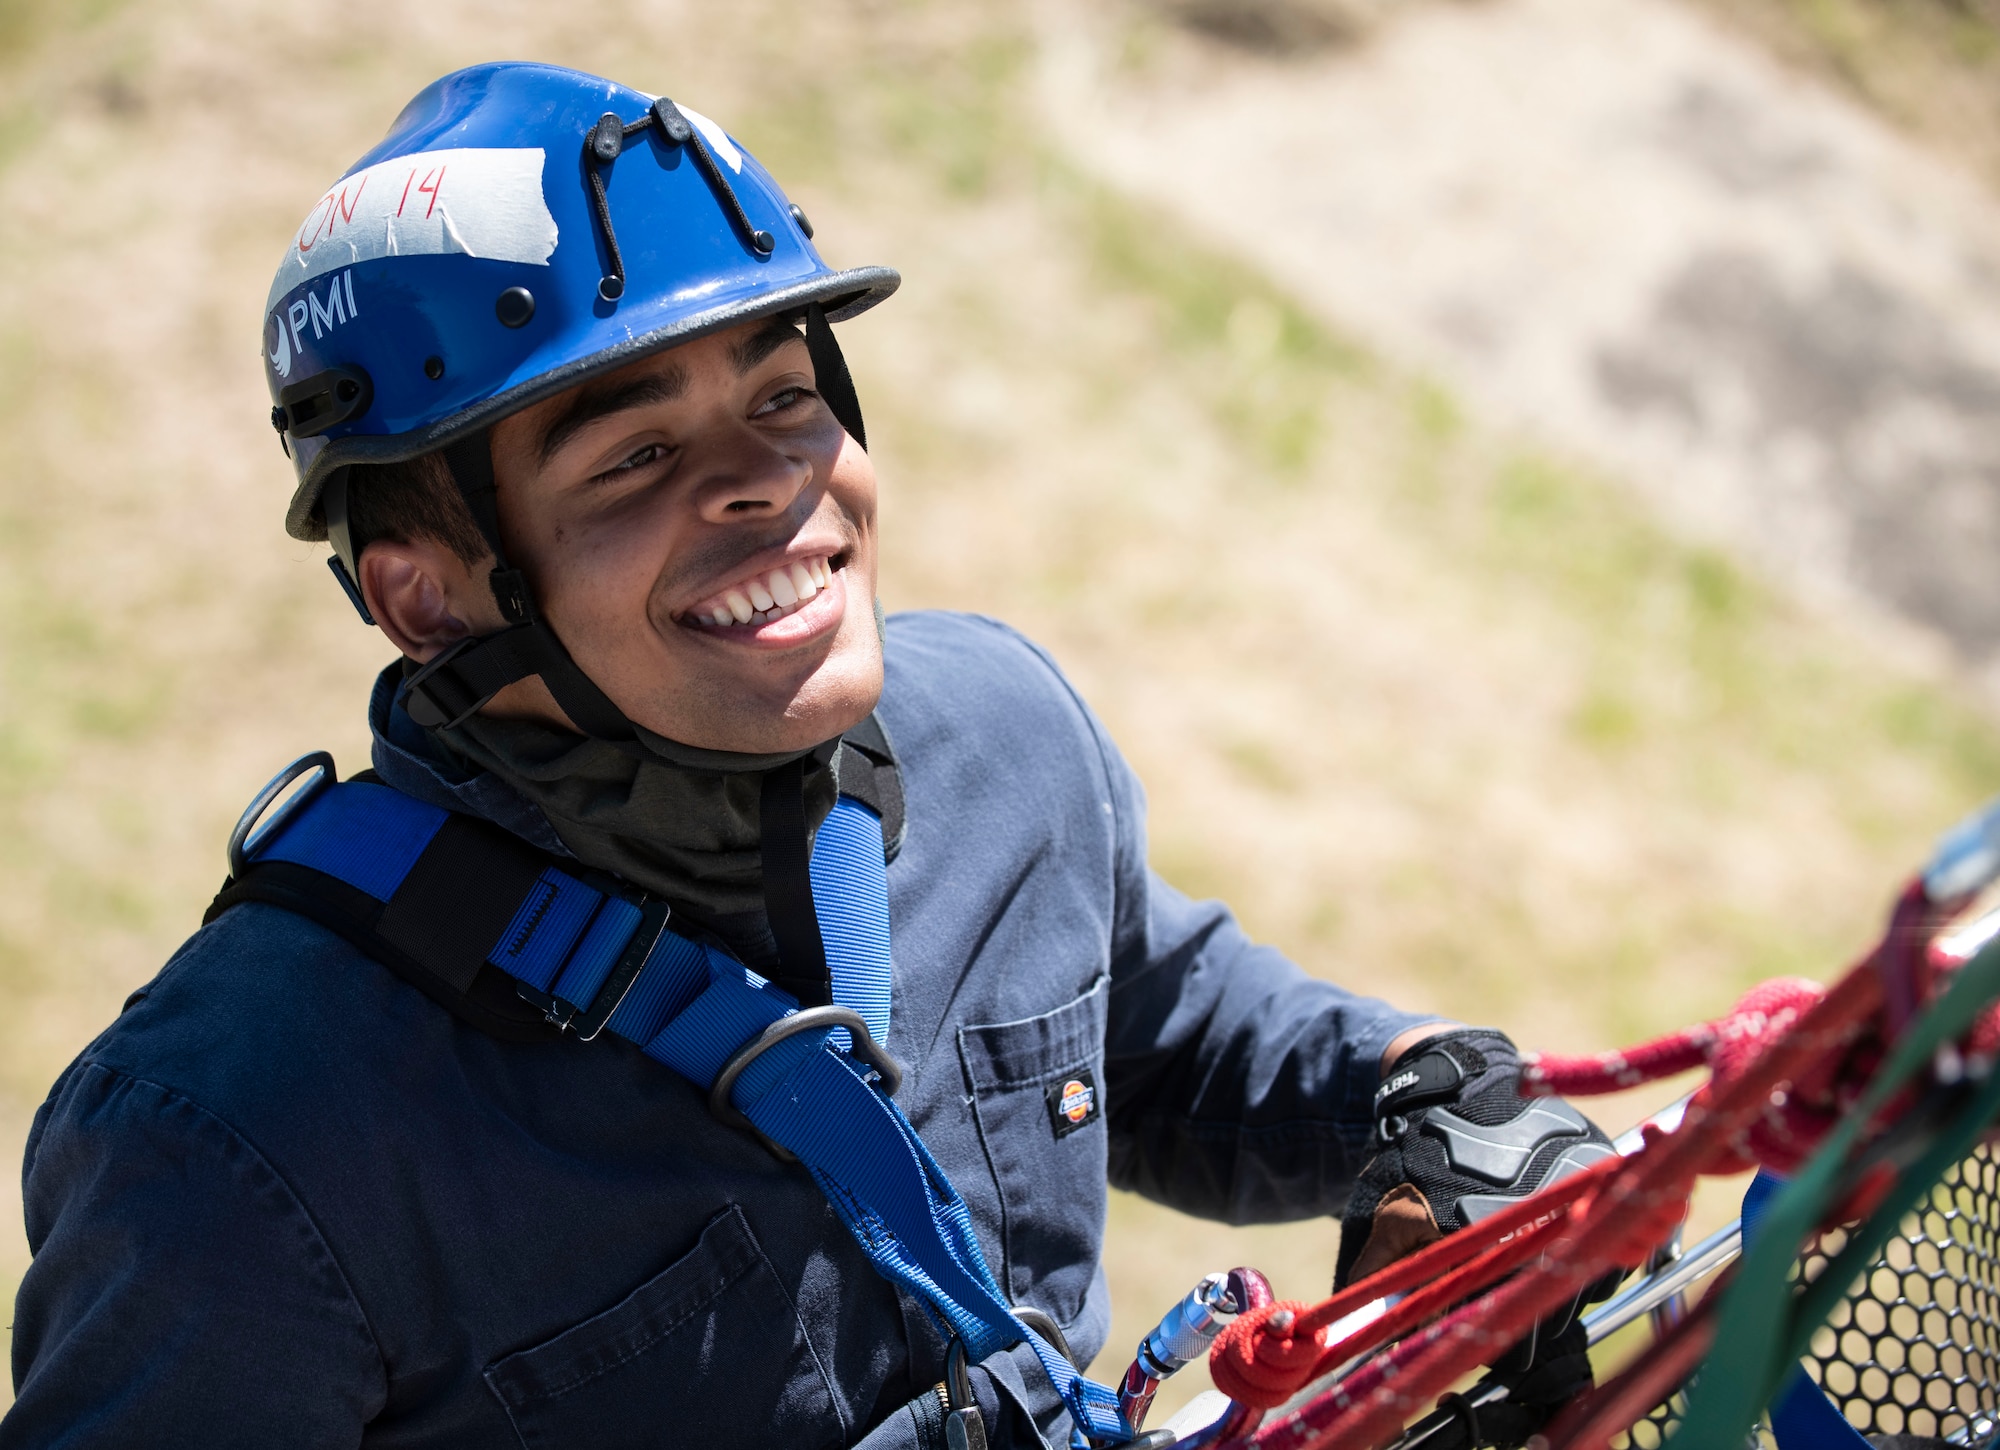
[3,64,1613,1450]
[363,314,878,755]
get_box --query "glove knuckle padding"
[1336,1028,1617,1290]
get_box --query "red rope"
[1208,1159,1612,1408]
[1520,881,1997,1174]
[1522,976,1842,1171]
[1207,955,1891,1450]
[1201,872,2000,1450]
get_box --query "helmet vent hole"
[496,287,537,328]
[424,356,445,381]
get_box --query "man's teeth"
[693,556,835,628]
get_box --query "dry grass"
[3,0,1999,1425]
[1689,0,2000,192]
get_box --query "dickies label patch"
[1046,1069,1099,1139]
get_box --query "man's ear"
[357,538,499,663]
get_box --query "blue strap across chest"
[246,780,1131,1444]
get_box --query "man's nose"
[691,431,813,523]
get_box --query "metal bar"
[1583,1219,1742,1346]
[1646,1221,1688,1337]
[1945,1413,1998,1446]
[1611,1092,1692,1157]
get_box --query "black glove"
[1401,1318,1597,1450]
[1335,1027,1617,1292]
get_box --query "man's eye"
[756,386,813,416]
[599,442,667,479]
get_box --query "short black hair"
[344,453,489,568]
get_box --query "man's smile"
[675,550,851,648]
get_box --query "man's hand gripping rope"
[1202,896,1958,1450]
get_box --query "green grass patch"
[871,30,1033,199]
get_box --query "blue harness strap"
[240,779,1132,1444]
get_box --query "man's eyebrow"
[730,315,806,374]
[536,368,688,465]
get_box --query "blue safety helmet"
[261,62,898,740]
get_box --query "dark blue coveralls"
[3,611,1431,1448]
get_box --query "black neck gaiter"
[434,710,838,962]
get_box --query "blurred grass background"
[4,0,2000,1425]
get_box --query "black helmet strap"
[805,302,866,451]
[400,431,635,740]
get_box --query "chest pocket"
[483,1204,844,1450]
[956,978,1109,1326]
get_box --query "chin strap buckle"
[401,624,552,731]
[489,567,536,624]
[402,634,506,731]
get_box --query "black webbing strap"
[206,808,565,1042]
[806,303,867,451]
[441,433,513,600]
[402,621,632,742]
[399,432,635,740]
[401,625,546,728]
[207,723,906,1042]
[835,713,906,862]
[374,813,549,993]
[760,755,832,1007]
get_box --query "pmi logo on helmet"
[1045,1068,1099,1140]
[268,270,360,381]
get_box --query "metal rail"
[1581,1218,1743,1346]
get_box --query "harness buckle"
[514,897,670,1042]
[708,1005,905,1162]
[513,983,576,1032]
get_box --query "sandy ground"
[1042,0,2000,686]
[1,0,1997,1429]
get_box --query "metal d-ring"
[1012,1306,1079,1372]
[227,751,336,879]
[708,1005,904,1161]
[945,1336,976,1412]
